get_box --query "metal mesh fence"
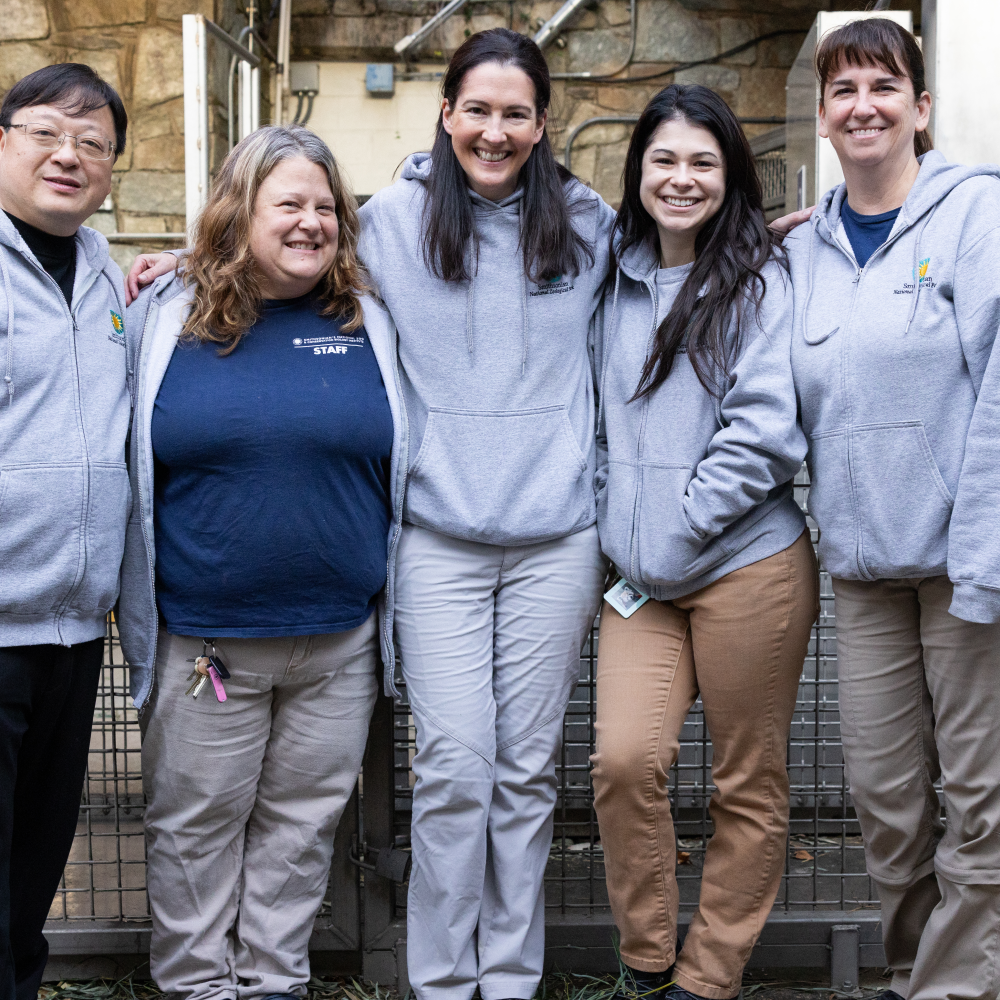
[388,473,877,921]
[49,473,877,934]
[47,620,149,924]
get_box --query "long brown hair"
[816,17,933,157]
[613,84,784,400]
[181,125,368,354]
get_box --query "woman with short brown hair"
[786,17,1000,998]
[118,124,407,1000]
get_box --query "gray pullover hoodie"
[786,151,1000,623]
[595,239,806,600]
[0,211,131,646]
[358,152,614,546]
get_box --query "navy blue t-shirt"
[840,200,901,268]
[151,294,393,637]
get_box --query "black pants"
[0,639,103,1000]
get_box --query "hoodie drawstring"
[519,200,528,376]
[596,267,623,435]
[0,246,13,404]
[465,267,475,355]
[905,208,936,336]
[802,221,816,344]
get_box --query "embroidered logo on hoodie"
[108,310,125,346]
[530,274,575,296]
[894,257,936,295]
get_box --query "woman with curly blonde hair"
[117,124,407,1000]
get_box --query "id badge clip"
[604,577,650,619]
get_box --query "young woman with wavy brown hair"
[591,84,819,1000]
[116,124,408,1000]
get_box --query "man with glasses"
[0,64,130,1000]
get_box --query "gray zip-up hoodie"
[116,274,409,709]
[786,151,1000,623]
[358,153,614,546]
[0,211,131,646]
[595,240,806,600]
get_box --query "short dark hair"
[0,63,127,160]
[815,18,931,157]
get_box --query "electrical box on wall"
[785,10,913,212]
[289,62,442,197]
[365,64,395,97]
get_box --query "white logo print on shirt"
[291,335,365,356]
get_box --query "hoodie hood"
[787,151,1000,620]
[358,151,616,546]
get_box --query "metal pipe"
[563,115,636,173]
[276,0,292,123]
[104,233,188,242]
[203,17,261,66]
[548,0,636,80]
[394,0,469,59]
[564,114,786,172]
[533,0,591,49]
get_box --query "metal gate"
[44,470,886,986]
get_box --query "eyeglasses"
[6,123,115,161]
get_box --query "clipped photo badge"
[604,577,650,619]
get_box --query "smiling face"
[441,61,546,202]
[248,156,339,300]
[819,60,930,173]
[639,116,727,267]
[0,103,116,237]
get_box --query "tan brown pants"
[591,532,818,999]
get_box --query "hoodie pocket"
[0,464,85,616]
[74,463,133,614]
[850,421,952,579]
[406,405,592,544]
[635,463,730,587]
[596,460,637,572]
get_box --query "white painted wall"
[923,0,1000,166]
[293,62,443,197]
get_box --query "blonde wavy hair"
[181,125,368,353]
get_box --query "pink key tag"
[208,665,227,702]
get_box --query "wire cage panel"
[388,473,878,923]
[50,468,880,959]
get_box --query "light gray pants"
[142,617,379,1000]
[834,576,1000,1000]
[394,523,605,1000]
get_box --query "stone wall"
[290,0,921,205]
[0,0,251,270]
[0,0,922,264]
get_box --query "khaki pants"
[591,532,818,999]
[142,617,378,1000]
[834,576,1000,1000]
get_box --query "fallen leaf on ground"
[676,851,691,864]
[793,849,814,861]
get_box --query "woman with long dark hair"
[591,84,819,1000]
[356,29,611,1000]
[786,19,1000,996]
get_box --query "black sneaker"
[613,965,676,1000]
